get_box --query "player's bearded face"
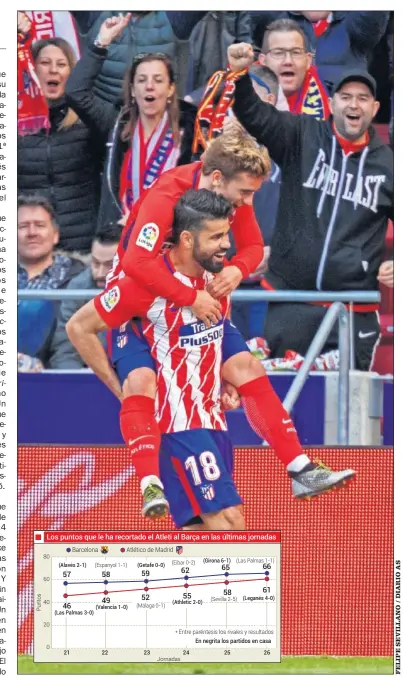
[192,220,231,273]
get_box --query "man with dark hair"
[66,189,355,526]
[67,130,357,521]
[49,222,122,368]
[17,194,83,288]
[251,11,389,96]
[258,18,330,119]
[17,193,85,370]
[228,43,394,371]
[261,18,309,54]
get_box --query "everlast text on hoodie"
[233,74,393,294]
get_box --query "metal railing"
[282,302,350,444]
[18,289,381,303]
[18,288,380,445]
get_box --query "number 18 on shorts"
[159,430,242,528]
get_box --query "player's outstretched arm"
[66,301,123,401]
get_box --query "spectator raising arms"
[86,10,207,103]
[17,13,104,253]
[251,11,389,95]
[228,43,393,371]
[65,13,196,225]
[258,19,330,119]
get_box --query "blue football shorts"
[159,429,242,529]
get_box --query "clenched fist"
[227,42,254,72]
[191,290,222,328]
[221,381,241,411]
[377,260,393,288]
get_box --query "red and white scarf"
[18,28,49,136]
[119,112,180,213]
[312,13,332,38]
[25,11,80,58]
[285,66,330,120]
[18,11,81,136]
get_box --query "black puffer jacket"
[65,44,197,225]
[17,99,104,253]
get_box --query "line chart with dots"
[33,530,281,663]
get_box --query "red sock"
[238,376,303,466]
[119,395,161,482]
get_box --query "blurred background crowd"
[17,10,394,375]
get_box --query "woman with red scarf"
[17,12,103,253]
[65,13,196,226]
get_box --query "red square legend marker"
[35,533,42,541]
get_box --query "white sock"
[140,475,164,494]
[286,454,312,474]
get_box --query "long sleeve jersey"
[106,162,264,308]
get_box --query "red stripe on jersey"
[111,268,231,435]
[171,456,201,515]
[201,342,220,428]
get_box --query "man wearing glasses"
[258,18,330,120]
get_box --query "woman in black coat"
[65,13,196,225]
[17,15,104,253]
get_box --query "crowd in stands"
[17,10,394,374]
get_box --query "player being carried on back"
[67,189,356,528]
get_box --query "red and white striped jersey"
[141,268,230,434]
[95,256,231,434]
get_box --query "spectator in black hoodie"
[228,43,393,370]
